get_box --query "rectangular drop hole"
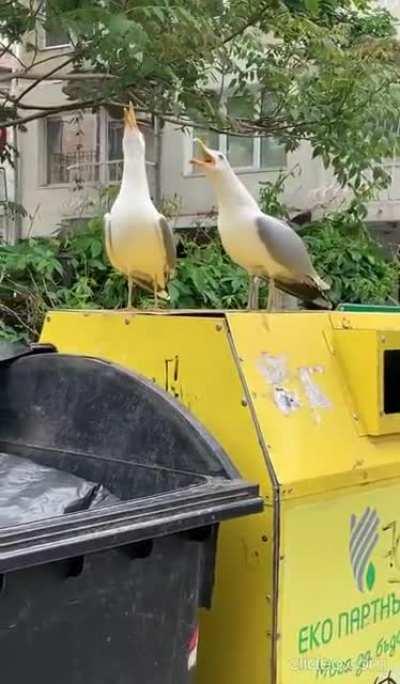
[384,350,400,414]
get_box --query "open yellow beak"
[124,101,138,130]
[190,138,216,169]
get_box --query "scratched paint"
[257,353,287,385]
[273,386,301,416]
[257,353,300,416]
[298,366,331,410]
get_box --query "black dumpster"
[0,345,262,684]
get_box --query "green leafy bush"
[303,218,398,306]
[0,205,398,343]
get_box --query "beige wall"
[13,0,400,235]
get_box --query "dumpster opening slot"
[384,350,400,414]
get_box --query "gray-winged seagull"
[191,139,330,311]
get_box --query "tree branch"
[0,98,104,128]
[15,54,79,104]
[13,71,115,81]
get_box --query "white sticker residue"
[298,366,331,410]
[273,386,301,416]
[257,353,287,385]
[257,353,300,415]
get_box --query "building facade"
[7,0,400,242]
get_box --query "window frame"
[40,110,101,188]
[38,2,72,51]
[185,128,286,177]
[40,109,157,189]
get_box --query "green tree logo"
[350,508,380,592]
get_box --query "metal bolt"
[216,324,223,332]
[46,316,51,323]
[124,318,130,325]
[261,535,268,542]
[241,399,248,407]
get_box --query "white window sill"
[41,43,73,52]
[39,182,99,190]
[184,165,286,179]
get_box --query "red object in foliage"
[0,128,7,152]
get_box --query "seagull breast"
[105,103,175,296]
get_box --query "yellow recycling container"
[41,309,400,684]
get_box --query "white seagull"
[105,102,176,308]
[191,139,330,310]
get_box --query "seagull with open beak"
[104,102,176,309]
[191,138,330,310]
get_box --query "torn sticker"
[274,386,301,416]
[298,367,330,410]
[257,353,288,385]
[257,353,300,415]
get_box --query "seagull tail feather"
[275,277,333,310]
[312,274,330,292]
[157,289,170,301]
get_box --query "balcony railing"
[65,157,157,197]
[49,151,100,185]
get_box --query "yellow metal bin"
[41,309,400,684]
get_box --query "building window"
[44,26,70,48]
[41,1,70,48]
[191,129,286,172]
[45,111,99,185]
[190,93,286,173]
[43,109,156,188]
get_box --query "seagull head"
[123,101,145,157]
[190,138,230,175]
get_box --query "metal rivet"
[262,535,268,542]
[353,413,359,421]
[46,316,51,323]
[381,336,386,343]
[216,324,223,332]
[124,318,130,325]
[241,399,248,407]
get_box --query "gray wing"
[256,214,315,277]
[159,216,176,275]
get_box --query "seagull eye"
[218,153,224,160]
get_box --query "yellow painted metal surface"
[40,309,400,684]
[279,482,400,682]
[334,328,400,436]
[227,311,400,499]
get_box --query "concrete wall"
[12,0,400,236]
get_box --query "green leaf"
[366,562,376,592]
[304,0,319,13]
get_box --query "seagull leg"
[153,278,158,309]
[247,276,261,310]
[247,277,255,310]
[267,279,276,312]
[252,277,261,310]
[127,276,133,310]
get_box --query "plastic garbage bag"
[0,452,118,527]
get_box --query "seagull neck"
[120,154,151,201]
[211,167,258,210]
